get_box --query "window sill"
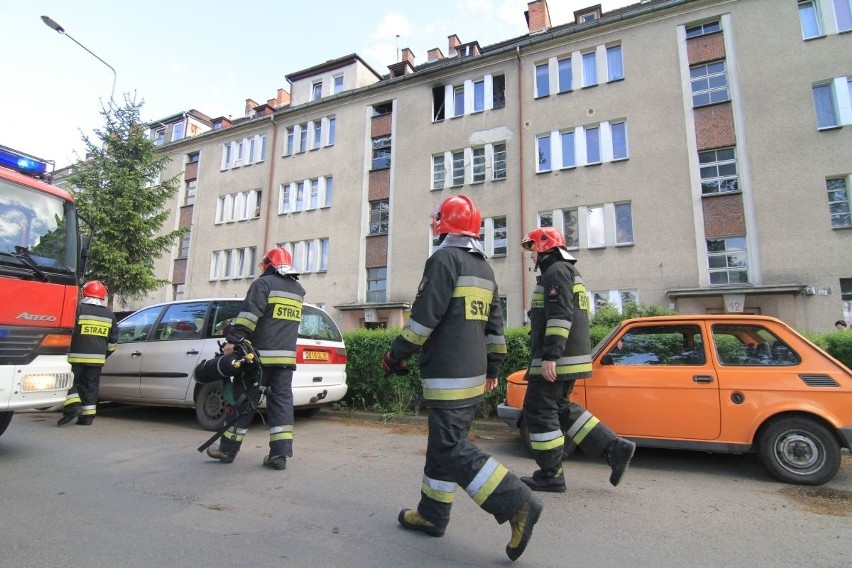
[534,94,550,100]
[492,177,507,183]
[615,242,634,248]
[607,77,625,84]
[585,161,602,167]
[431,187,444,192]
[612,157,629,163]
[581,84,599,90]
[817,125,844,132]
[832,224,852,230]
[536,169,552,175]
[559,165,577,171]
[557,89,573,96]
[803,34,827,41]
[470,180,485,185]
[702,190,742,198]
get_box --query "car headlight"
[21,372,73,392]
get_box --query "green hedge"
[338,310,852,417]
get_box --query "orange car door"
[586,322,722,440]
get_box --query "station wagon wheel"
[519,416,577,460]
[195,382,227,431]
[758,417,841,486]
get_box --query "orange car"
[497,315,852,485]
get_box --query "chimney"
[525,0,552,34]
[447,34,461,57]
[244,98,258,117]
[427,48,444,63]
[276,88,291,108]
[401,47,415,65]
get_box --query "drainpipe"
[262,114,278,252]
[516,45,528,319]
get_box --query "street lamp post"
[40,15,117,102]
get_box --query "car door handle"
[186,349,199,355]
[131,351,142,357]
[693,375,714,383]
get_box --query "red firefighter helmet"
[432,195,481,238]
[260,247,293,272]
[520,227,568,253]
[81,280,107,300]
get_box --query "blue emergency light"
[0,145,49,177]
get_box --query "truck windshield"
[0,177,77,274]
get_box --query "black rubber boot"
[506,495,543,561]
[607,438,636,487]
[397,509,445,537]
[57,405,82,426]
[206,446,236,464]
[520,468,566,493]
[76,416,94,426]
[263,455,287,470]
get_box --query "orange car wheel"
[758,416,841,486]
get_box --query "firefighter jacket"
[227,269,305,367]
[67,299,118,366]
[390,237,507,409]
[526,255,592,382]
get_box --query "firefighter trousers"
[220,366,294,457]
[523,380,617,474]
[63,364,103,419]
[416,405,532,529]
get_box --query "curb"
[321,409,510,432]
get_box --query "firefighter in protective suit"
[519,227,636,492]
[383,195,542,562]
[58,281,118,426]
[206,247,305,470]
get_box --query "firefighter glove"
[382,351,408,376]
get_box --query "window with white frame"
[582,51,597,87]
[480,216,507,257]
[432,74,506,121]
[328,117,336,145]
[493,143,507,180]
[699,148,739,195]
[537,134,552,172]
[220,135,267,170]
[372,136,392,170]
[691,61,729,107]
[279,176,333,214]
[535,63,550,98]
[452,151,465,186]
[611,121,628,160]
[539,202,631,250]
[178,231,191,258]
[369,200,389,235]
[299,124,308,152]
[172,122,185,141]
[812,77,852,129]
[216,190,262,223]
[174,283,185,301]
[153,129,165,145]
[432,154,446,190]
[312,81,322,101]
[453,85,465,117]
[586,126,601,164]
[473,80,485,112]
[799,1,823,38]
[472,147,486,183]
[590,289,639,315]
[279,239,328,274]
[836,0,852,32]
[558,58,572,93]
[184,179,197,206]
[685,20,721,38]
[333,74,344,94]
[285,127,295,155]
[707,237,748,284]
[607,45,624,81]
[827,176,852,228]
[367,267,387,302]
[210,247,257,280]
[313,122,322,149]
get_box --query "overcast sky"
[2,0,635,167]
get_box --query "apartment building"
[132,0,851,332]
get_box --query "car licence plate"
[303,350,329,361]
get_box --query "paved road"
[2,406,850,568]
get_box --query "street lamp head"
[41,15,65,34]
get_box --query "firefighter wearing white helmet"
[58,280,118,426]
[384,194,543,562]
[519,227,636,492]
[206,247,305,470]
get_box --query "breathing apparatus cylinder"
[194,349,256,384]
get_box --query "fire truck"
[0,145,89,437]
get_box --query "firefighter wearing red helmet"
[206,246,305,471]
[58,280,118,426]
[518,227,636,491]
[384,195,543,562]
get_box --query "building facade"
[130,0,851,332]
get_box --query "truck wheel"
[519,416,577,460]
[195,383,227,431]
[758,416,840,486]
[0,411,12,437]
